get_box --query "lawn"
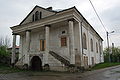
[91,62,120,70]
[0,63,22,74]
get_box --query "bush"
[0,46,11,65]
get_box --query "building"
[10,5,104,71]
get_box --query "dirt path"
[0,65,120,80]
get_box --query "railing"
[49,51,70,66]
[15,55,25,65]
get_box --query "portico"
[11,6,104,71]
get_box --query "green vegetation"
[92,63,120,70]
[0,46,11,65]
[0,63,22,74]
[104,47,120,62]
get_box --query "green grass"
[91,62,120,70]
[0,63,23,74]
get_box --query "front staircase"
[49,51,70,66]
[15,55,25,68]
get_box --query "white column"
[25,30,30,65]
[26,30,30,52]
[78,22,84,66]
[11,34,16,65]
[68,19,75,64]
[45,25,50,64]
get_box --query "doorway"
[31,56,42,71]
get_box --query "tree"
[104,47,120,62]
[0,46,10,64]
[0,36,11,48]
[0,36,11,65]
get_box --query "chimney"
[46,7,52,10]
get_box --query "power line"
[88,0,108,32]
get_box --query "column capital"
[12,33,18,35]
[26,30,31,32]
[68,18,75,22]
[44,25,51,27]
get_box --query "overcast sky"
[0,0,120,48]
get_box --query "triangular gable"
[19,5,56,25]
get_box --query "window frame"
[91,39,93,52]
[61,37,67,47]
[96,42,98,53]
[83,33,87,49]
[35,11,39,21]
[40,39,46,51]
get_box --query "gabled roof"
[18,5,103,41]
[19,5,57,25]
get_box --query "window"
[83,33,87,49]
[91,39,93,51]
[62,31,65,34]
[61,37,67,47]
[32,14,34,21]
[40,40,46,51]
[96,42,98,53]
[39,12,42,19]
[91,57,94,65]
[84,56,88,66]
[35,11,39,21]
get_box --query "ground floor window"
[91,57,94,65]
[40,40,46,51]
[84,56,88,66]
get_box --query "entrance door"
[31,56,42,71]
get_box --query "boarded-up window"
[40,40,46,51]
[84,56,88,66]
[61,37,67,47]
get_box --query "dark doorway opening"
[31,56,42,71]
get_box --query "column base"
[43,64,50,71]
[11,63,15,68]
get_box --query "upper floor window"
[32,14,34,21]
[32,11,42,22]
[96,42,98,53]
[40,39,46,51]
[61,37,67,47]
[35,11,39,21]
[39,12,42,19]
[83,33,87,49]
[91,39,93,52]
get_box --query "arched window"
[32,14,34,21]
[39,12,42,19]
[96,42,98,53]
[91,39,93,52]
[83,33,87,49]
[35,11,39,21]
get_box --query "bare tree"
[0,36,11,48]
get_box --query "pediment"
[20,5,56,25]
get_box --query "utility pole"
[107,31,114,62]
[112,43,114,62]
[106,32,111,62]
